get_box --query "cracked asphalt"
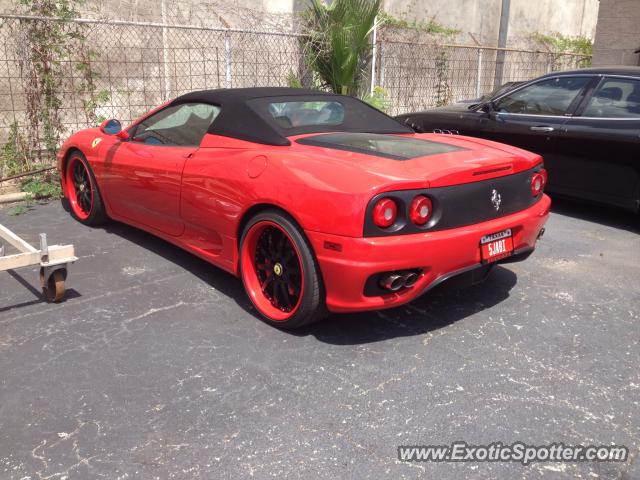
[0,199,639,479]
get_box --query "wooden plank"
[0,244,75,272]
[0,224,38,253]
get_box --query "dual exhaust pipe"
[380,270,421,292]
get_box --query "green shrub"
[378,11,459,37]
[361,86,391,112]
[21,172,62,199]
[1,122,31,177]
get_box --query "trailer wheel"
[41,268,66,303]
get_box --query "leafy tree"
[301,0,381,97]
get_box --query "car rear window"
[296,132,466,160]
[267,101,345,128]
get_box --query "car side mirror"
[99,119,129,139]
[480,101,496,114]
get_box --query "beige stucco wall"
[0,0,599,47]
[592,0,640,66]
[382,0,599,47]
[509,0,598,43]
[0,0,305,30]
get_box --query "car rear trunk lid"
[295,132,538,188]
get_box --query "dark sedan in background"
[397,67,640,213]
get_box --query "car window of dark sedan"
[495,76,590,116]
[582,78,640,118]
[131,103,221,146]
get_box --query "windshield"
[486,82,524,100]
[468,81,525,109]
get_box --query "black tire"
[239,210,327,329]
[65,151,108,226]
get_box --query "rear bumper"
[307,194,551,313]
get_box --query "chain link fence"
[0,16,309,153]
[378,41,590,115]
[0,15,591,175]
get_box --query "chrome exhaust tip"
[403,272,420,288]
[537,227,546,239]
[380,273,405,292]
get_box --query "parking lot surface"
[0,199,639,479]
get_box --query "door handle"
[530,126,554,133]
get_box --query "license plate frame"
[480,228,514,263]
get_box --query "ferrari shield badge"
[92,137,102,149]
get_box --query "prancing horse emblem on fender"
[491,189,502,211]
[92,138,102,149]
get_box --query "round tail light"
[409,195,433,225]
[531,169,547,196]
[540,168,548,185]
[372,198,397,228]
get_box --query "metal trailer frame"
[0,224,77,302]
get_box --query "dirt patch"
[0,180,20,195]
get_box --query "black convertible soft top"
[171,87,412,146]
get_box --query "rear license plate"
[480,228,514,263]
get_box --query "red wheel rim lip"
[66,156,93,220]
[241,220,305,322]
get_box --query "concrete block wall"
[592,0,640,66]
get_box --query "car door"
[102,102,220,236]
[481,76,594,181]
[553,76,640,211]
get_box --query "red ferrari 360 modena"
[58,87,550,328]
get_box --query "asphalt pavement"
[0,199,639,479]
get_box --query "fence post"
[475,48,483,98]
[493,0,511,89]
[161,0,171,100]
[546,53,554,73]
[370,16,378,94]
[224,33,232,88]
[379,43,385,89]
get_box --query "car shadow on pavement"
[104,222,518,344]
[550,196,640,234]
[102,222,251,303]
[296,266,518,345]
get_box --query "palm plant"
[302,0,381,97]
